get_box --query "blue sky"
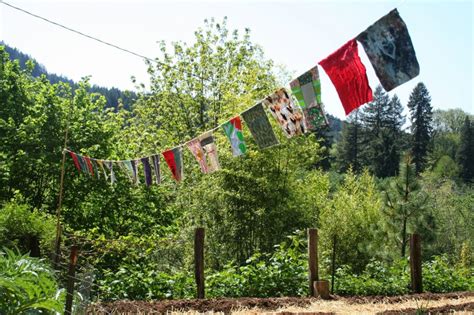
[1,0,472,119]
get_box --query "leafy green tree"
[407,82,433,174]
[456,116,474,183]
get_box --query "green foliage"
[0,196,55,255]
[0,247,64,314]
[319,169,383,272]
[456,116,474,183]
[407,82,433,174]
[207,231,307,297]
[423,255,473,292]
[335,259,410,296]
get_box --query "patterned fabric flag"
[91,159,100,179]
[222,116,246,157]
[131,160,140,185]
[290,66,329,130]
[141,157,152,187]
[319,39,373,115]
[151,155,161,185]
[356,9,419,92]
[262,87,306,137]
[200,132,220,173]
[120,160,134,182]
[104,161,116,184]
[96,159,108,180]
[241,103,279,149]
[68,151,81,172]
[162,147,183,182]
[77,155,90,174]
[83,156,95,177]
[187,139,208,173]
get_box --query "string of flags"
[66,9,419,187]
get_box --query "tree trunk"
[401,217,407,257]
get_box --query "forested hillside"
[2,42,137,109]
[0,19,472,312]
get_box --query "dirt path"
[87,291,474,314]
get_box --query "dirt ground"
[87,291,474,314]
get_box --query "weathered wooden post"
[194,227,205,299]
[308,228,318,296]
[64,244,78,315]
[410,233,422,293]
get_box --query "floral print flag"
[262,88,306,138]
[222,116,247,157]
[200,132,220,173]
[187,138,209,173]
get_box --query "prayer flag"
[222,116,247,157]
[162,147,183,182]
[96,160,108,180]
[122,160,134,182]
[151,155,161,185]
[83,156,95,177]
[290,66,329,130]
[262,87,306,137]
[200,132,220,173]
[77,155,89,174]
[290,66,321,109]
[91,159,100,179]
[141,157,152,187]
[356,9,419,91]
[319,39,373,115]
[104,161,116,184]
[131,160,140,185]
[68,151,81,172]
[241,103,279,149]
[187,139,208,173]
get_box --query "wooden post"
[331,234,337,294]
[308,228,318,296]
[54,121,70,270]
[64,245,78,315]
[314,280,330,299]
[410,233,422,293]
[194,228,205,299]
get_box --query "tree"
[407,82,433,174]
[383,155,428,257]
[358,86,405,177]
[335,109,363,173]
[456,116,474,183]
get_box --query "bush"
[0,198,56,256]
[423,255,474,292]
[0,247,64,314]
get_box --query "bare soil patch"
[87,291,474,314]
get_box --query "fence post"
[194,227,205,299]
[308,228,318,296]
[64,244,78,315]
[410,233,422,293]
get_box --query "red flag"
[319,39,373,115]
[83,156,95,177]
[68,151,81,172]
[162,147,183,182]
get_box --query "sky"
[0,0,472,120]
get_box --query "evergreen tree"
[407,82,433,174]
[383,155,428,257]
[456,116,474,183]
[360,85,405,177]
[336,109,362,173]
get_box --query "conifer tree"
[336,109,362,172]
[383,155,428,257]
[456,116,474,183]
[407,82,433,174]
[360,85,405,177]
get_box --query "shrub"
[0,198,56,256]
[423,255,474,292]
[0,247,64,314]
